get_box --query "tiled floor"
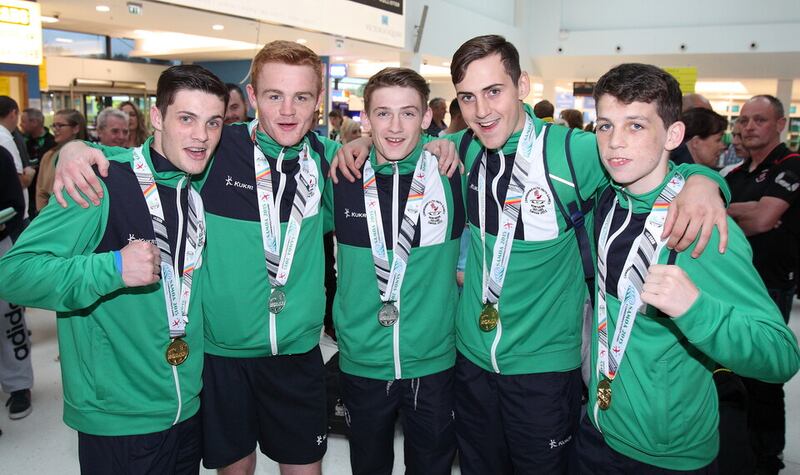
[1,304,799,474]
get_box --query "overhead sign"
[664,67,697,94]
[0,0,42,65]
[348,0,402,15]
[160,0,405,48]
[330,64,348,79]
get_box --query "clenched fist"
[640,264,699,318]
[120,240,162,287]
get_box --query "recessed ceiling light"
[41,15,60,23]
[95,5,110,12]
[296,38,307,44]
[334,56,344,61]
[212,24,224,31]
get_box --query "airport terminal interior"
[1,0,800,473]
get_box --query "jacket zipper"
[392,163,402,379]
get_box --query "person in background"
[36,110,87,211]
[441,99,468,136]
[670,107,728,168]
[726,94,800,475]
[425,97,448,136]
[0,97,35,233]
[329,109,344,142]
[0,143,30,425]
[95,108,130,147]
[559,108,584,129]
[533,99,555,122]
[20,108,56,219]
[119,101,148,148]
[224,83,251,125]
[720,121,749,173]
[682,93,712,112]
[339,118,362,144]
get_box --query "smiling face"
[595,94,684,194]
[246,62,322,147]
[455,53,529,150]
[52,113,80,144]
[363,86,431,163]
[150,89,225,175]
[98,115,129,147]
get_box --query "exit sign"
[127,2,142,15]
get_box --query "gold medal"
[597,378,612,410]
[166,338,189,366]
[478,303,499,332]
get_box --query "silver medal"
[269,288,286,314]
[377,302,399,327]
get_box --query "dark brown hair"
[450,35,521,86]
[156,65,228,117]
[593,63,682,128]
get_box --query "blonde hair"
[339,118,362,144]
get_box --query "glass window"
[43,29,106,58]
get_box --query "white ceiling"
[38,0,800,101]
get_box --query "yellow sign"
[0,77,10,96]
[664,67,697,94]
[0,4,30,25]
[39,57,46,91]
[0,0,41,65]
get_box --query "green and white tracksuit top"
[0,142,205,436]
[588,166,800,470]
[330,142,466,380]
[450,104,730,375]
[94,123,339,358]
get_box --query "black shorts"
[78,412,201,475]
[573,412,719,474]
[340,368,456,475]
[201,348,327,468]
[454,352,582,475]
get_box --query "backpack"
[458,124,596,305]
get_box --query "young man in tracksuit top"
[446,36,731,473]
[56,41,338,474]
[574,62,800,473]
[0,64,228,473]
[329,68,464,475]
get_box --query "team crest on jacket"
[525,187,551,215]
[423,200,445,225]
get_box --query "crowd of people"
[0,33,798,475]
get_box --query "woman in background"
[35,109,87,211]
[119,101,148,148]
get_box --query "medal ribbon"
[249,120,313,290]
[479,113,540,305]
[363,151,435,303]
[596,173,685,381]
[132,147,205,338]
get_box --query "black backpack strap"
[458,128,475,165]
[543,126,596,307]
